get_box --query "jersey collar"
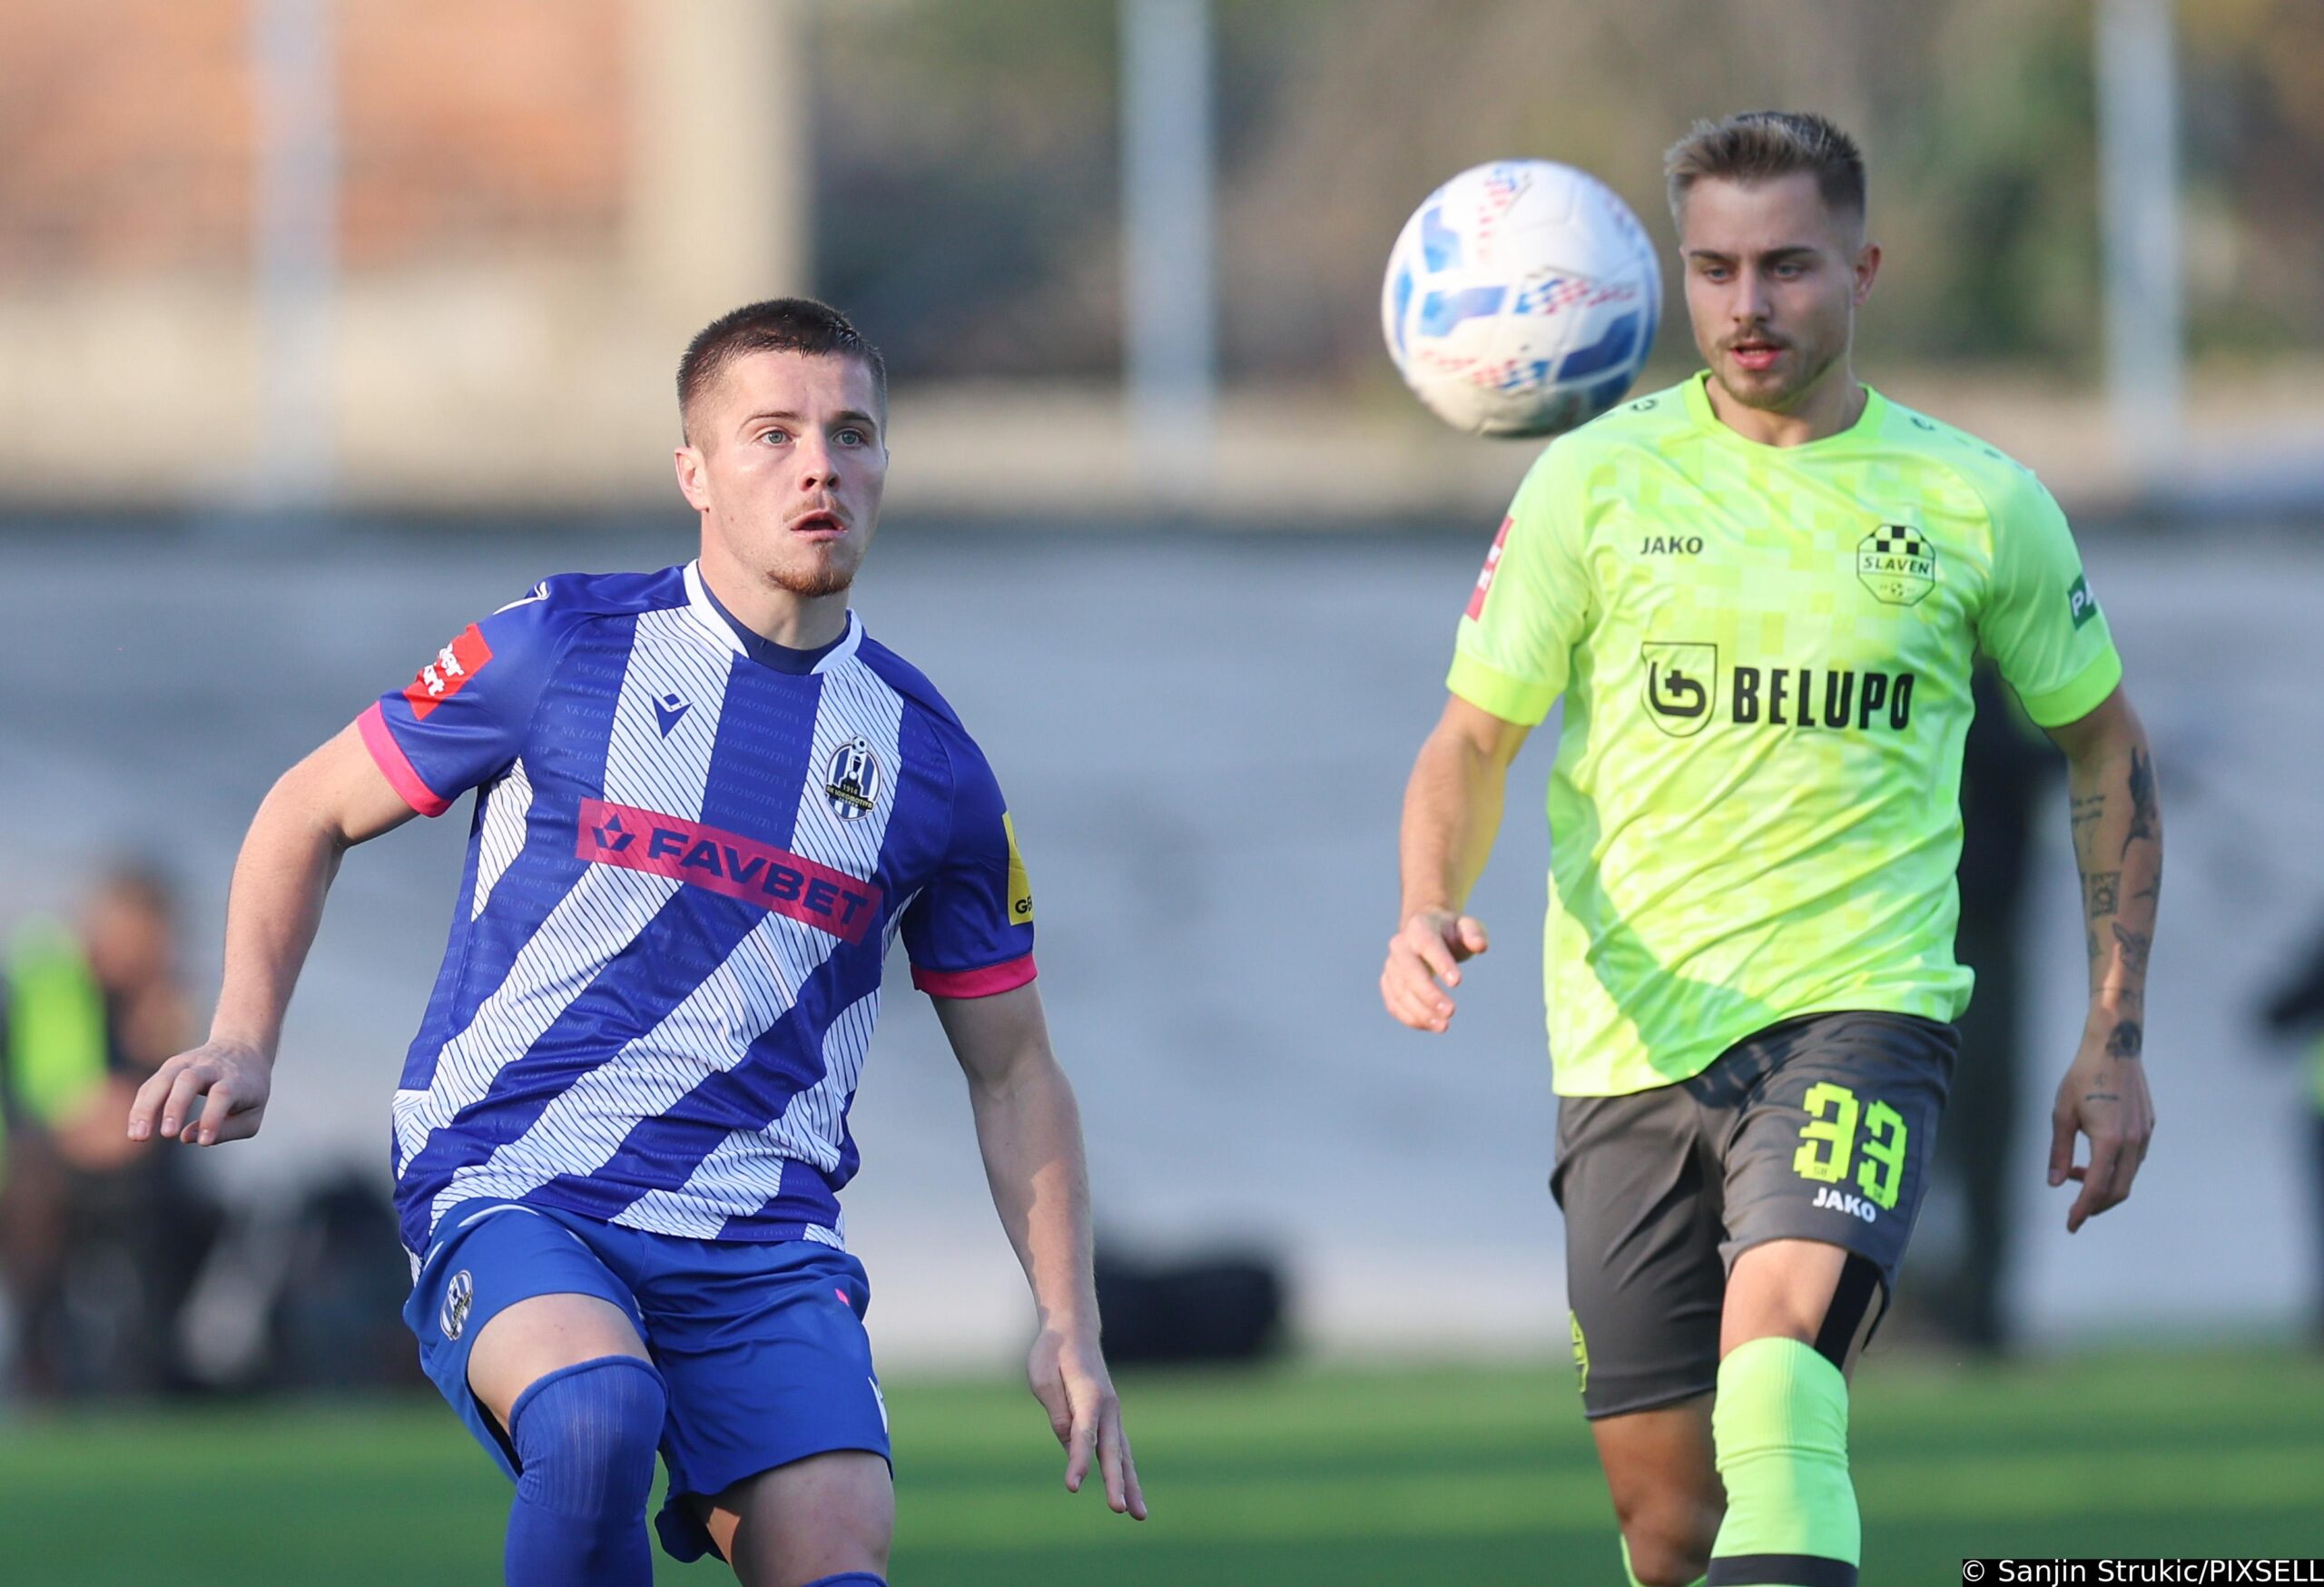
[1680,370,1887,456]
[682,559,862,675]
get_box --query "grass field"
[2,1347,2318,1584]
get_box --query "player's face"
[680,350,887,599]
[1679,173,1878,414]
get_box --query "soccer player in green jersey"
[1381,112,2162,1587]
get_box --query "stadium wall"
[0,522,2311,1365]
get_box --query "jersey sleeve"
[1973,470,2123,727]
[1445,441,1594,725]
[357,583,567,817]
[901,733,1038,999]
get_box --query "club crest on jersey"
[440,1269,475,1340]
[1641,642,1718,738]
[824,738,881,822]
[1857,524,1936,606]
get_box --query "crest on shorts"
[1569,1310,1590,1395]
[824,738,881,822]
[440,1269,475,1341]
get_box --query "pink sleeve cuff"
[911,953,1037,1000]
[358,702,452,817]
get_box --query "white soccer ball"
[1382,159,1662,438]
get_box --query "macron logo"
[576,798,881,943]
[654,692,690,738]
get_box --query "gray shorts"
[1551,1010,1956,1420]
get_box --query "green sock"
[1621,1535,1707,1587]
[1706,1337,1858,1585]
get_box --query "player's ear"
[1851,238,1881,306]
[674,443,712,512]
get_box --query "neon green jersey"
[1449,373,2122,1097]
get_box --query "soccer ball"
[1381,159,1662,438]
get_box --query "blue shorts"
[404,1198,891,1563]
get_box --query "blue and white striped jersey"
[359,562,1037,1257]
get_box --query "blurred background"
[2,0,2320,1580]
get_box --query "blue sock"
[502,1355,666,1587]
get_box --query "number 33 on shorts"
[1791,1080,1910,1214]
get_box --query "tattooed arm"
[2043,686,2161,1233]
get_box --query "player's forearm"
[208,771,353,1060]
[967,1050,1099,1334]
[2064,719,2162,1055]
[1399,724,1508,916]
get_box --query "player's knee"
[508,1355,666,1520]
[1601,1424,1721,1585]
[1620,1506,1719,1586]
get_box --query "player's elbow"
[963,1046,1083,1156]
[965,1040,1072,1111]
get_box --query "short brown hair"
[1664,110,1866,226]
[677,298,888,442]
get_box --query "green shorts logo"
[1570,1310,1590,1394]
[2067,574,2100,629]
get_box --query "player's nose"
[793,432,839,488]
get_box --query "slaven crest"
[1857,524,1936,606]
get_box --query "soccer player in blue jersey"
[128,300,1145,1586]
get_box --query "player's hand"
[2046,1017,2155,1233]
[1027,1324,1147,1520]
[127,1038,274,1148]
[1381,908,1490,1032]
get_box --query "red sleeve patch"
[402,624,494,721]
[1466,516,1513,620]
